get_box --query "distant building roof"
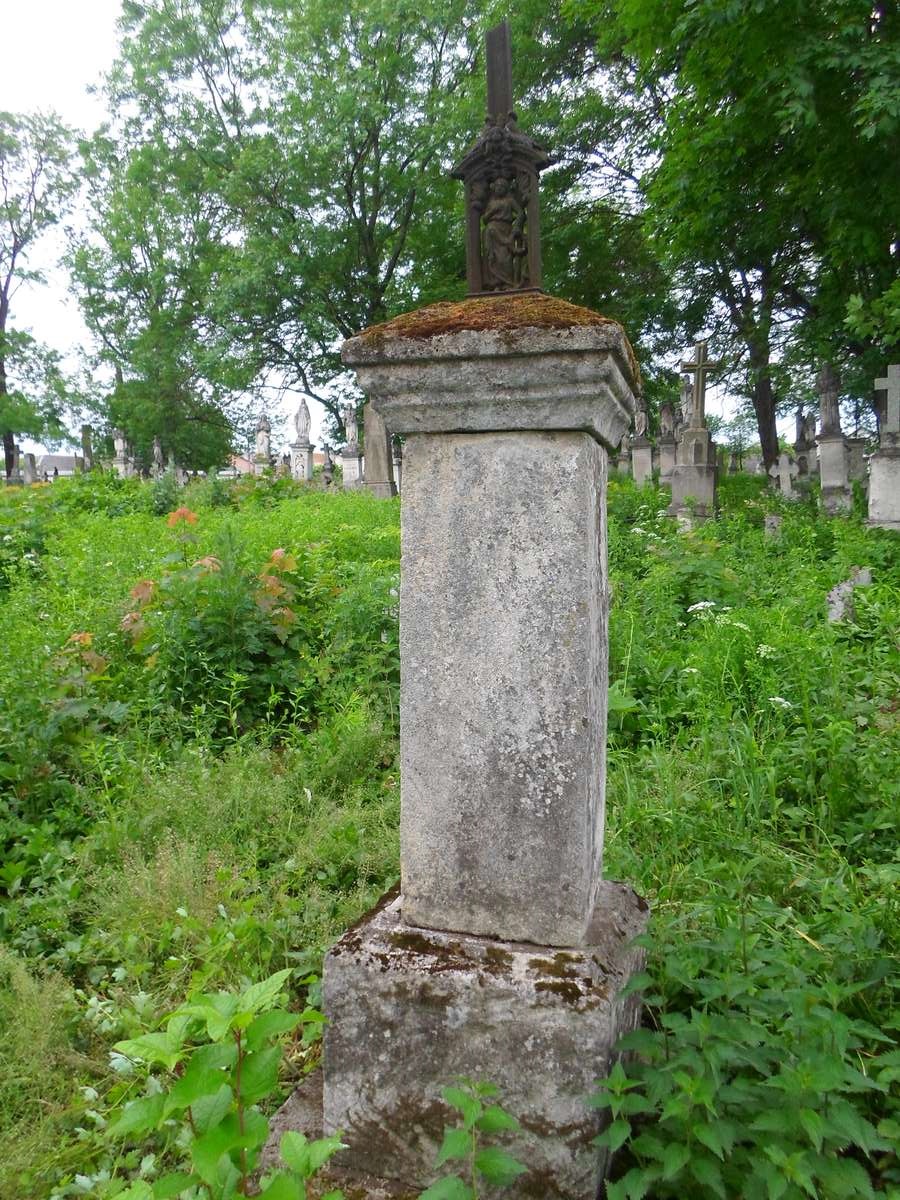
[37,455,80,474]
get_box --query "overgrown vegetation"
[0,472,897,1199]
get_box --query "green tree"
[0,111,78,477]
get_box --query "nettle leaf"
[246,1008,302,1052]
[419,1176,475,1200]
[798,1107,824,1152]
[107,1092,165,1137]
[693,1122,726,1160]
[435,1127,470,1167]
[661,1141,690,1180]
[280,1130,310,1175]
[237,968,293,1019]
[475,1104,519,1134]
[164,1067,229,1117]
[239,1045,282,1105]
[441,1087,481,1130]
[192,1119,243,1186]
[595,1118,631,1153]
[606,1165,656,1200]
[257,1171,303,1200]
[690,1154,727,1198]
[473,1146,527,1186]
[305,1135,346,1176]
[814,1153,875,1198]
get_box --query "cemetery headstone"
[793,407,816,476]
[827,567,872,623]
[668,340,720,522]
[321,444,334,487]
[112,429,131,478]
[868,363,900,529]
[816,364,850,513]
[657,400,676,486]
[769,451,799,499]
[22,452,37,485]
[340,402,364,489]
[7,443,23,485]
[363,400,397,498]
[630,400,652,484]
[764,512,783,539]
[152,437,165,477]
[303,24,649,1200]
[728,450,739,474]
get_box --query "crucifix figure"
[680,340,721,429]
[451,21,552,295]
[875,363,900,436]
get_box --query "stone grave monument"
[112,429,132,478]
[614,433,631,475]
[816,364,851,513]
[289,397,315,482]
[253,412,273,476]
[6,443,23,485]
[668,340,720,522]
[630,401,652,485]
[364,399,397,498]
[321,444,335,487]
[292,24,650,1200]
[657,400,676,486]
[769,450,799,499]
[22,452,37,485]
[340,402,364,488]
[868,363,900,529]
[793,407,817,476]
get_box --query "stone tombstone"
[112,429,131,478]
[22,452,37,485]
[793,408,817,476]
[659,401,675,438]
[846,437,868,484]
[290,442,315,482]
[318,290,649,1200]
[764,512,783,540]
[657,401,676,486]
[152,437,165,477]
[341,402,359,449]
[868,363,900,529]
[728,450,739,474]
[340,444,364,490]
[321,444,335,487]
[363,398,397,498]
[81,424,94,471]
[7,443,22,483]
[631,432,653,485]
[769,451,799,499]
[669,341,720,522]
[816,365,850,514]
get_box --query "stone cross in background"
[875,363,900,436]
[681,339,721,429]
[868,363,900,529]
[770,451,798,499]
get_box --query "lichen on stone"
[357,292,622,342]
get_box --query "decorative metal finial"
[451,20,552,296]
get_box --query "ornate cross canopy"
[451,21,552,295]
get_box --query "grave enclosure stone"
[668,340,719,522]
[868,362,900,529]
[275,24,650,1200]
[816,364,851,514]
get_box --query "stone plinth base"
[868,446,900,529]
[630,437,652,486]
[342,448,364,488]
[321,887,648,1200]
[366,480,397,499]
[817,434,850,513]
[657,437,676,485]
[668,462,716,520]
[291,441,315,482]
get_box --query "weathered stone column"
[290,440,315,481]
[818,434,850,513]
[321,294,648,1199]
[630,434,653,486]
[363,401,397,498]
[868,364,900,529]
[657,433,676,485]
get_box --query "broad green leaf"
[246,1009,302,1051]
[164,1068,229,1117]
[305,1135,347,1175]
[238,969,293,1017]
[475,1105,519,1134]
[435,1127,470,1167]
[473,1146,527,1186]
[152,1174,196,1199]
[280,1130,310,1175]
[191,1083,233,1134]
[258,1172,304,1200]
[113,1033,182,1071]
[418,1177,474,1200]
[107,1093,165,1138]
[191,1116,244,1185]
[117,1182,153,1200]
[693,1122,726,1161]
[596,1118,631,1153]
[798,1107,824,1152]
[239,1046,282,1106]
[690,1155,727,1199]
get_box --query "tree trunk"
[2,428,13,480]
[747,338,779,469]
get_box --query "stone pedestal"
[657,435,676,486]
[310,294,647,1199]
[817,433,851,513]
[630,435,652,486]
[868,445,900,529]
[846,437,868,485]
[290,441,315,481]
[323,888,647,1200]
[668,427,717,521]
[22,454,37,485]
[341,446,364,488]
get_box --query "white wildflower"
[687,600,716,612]
[757,644,777,658]
[682,667,700,675]
[631,526,647,535]
[769,696,793,709]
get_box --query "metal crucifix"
[451,21,552,295]
[681,340,721,429]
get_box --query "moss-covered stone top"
[358,292,623,342]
